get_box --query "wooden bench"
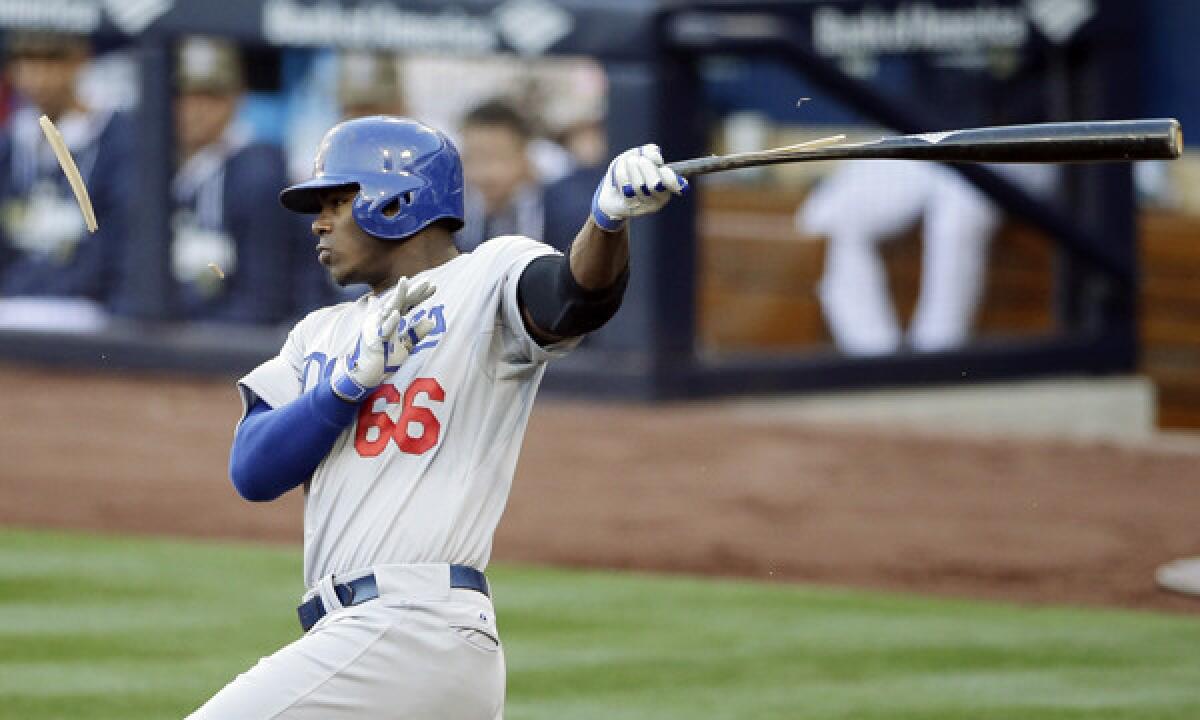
[1141,211,1200,428]
[696,186,1200,429]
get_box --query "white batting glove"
[332,277,436,402]
[591,144,688,232]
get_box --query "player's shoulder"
[228,142,287,177]
[480,234,551,253]
[91,108,136,153]
[289,295,367,337]
[99,107,134,136]
[465,235,558,267]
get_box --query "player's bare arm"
[567,217,629,291]
[520,143,687,344]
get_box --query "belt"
[297,565,489,632]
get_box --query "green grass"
[1,528,1199,719]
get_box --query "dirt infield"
[1,364,1197,613]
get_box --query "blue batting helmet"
[280,115,465,240]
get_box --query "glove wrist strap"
[591,206,626,232]
[331,369,371,403]
[590,181,626,232]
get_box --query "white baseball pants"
[800,160,1056,355]
[187,564,505,719]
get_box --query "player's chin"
[327,267,350,286]
[327,264,358,288]
[318,255,341,279]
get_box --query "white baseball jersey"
[238,235,577,587]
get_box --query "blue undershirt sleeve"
[229,379,360,502]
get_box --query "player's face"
[312,187,394,287]
[10,53,84,116]
[176,91,239,158]
[461,124,532,213]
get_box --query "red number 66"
[354,378,444,458]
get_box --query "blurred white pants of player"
[799,160,1056,356]
[187,564,505,719]
[0,297,108,333]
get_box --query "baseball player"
[186,115,686,718]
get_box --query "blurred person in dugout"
[456,97,596,254]
[798,59,1058,356]
[293,50,407,313]
[455,98,544,252]
[800,160,1056,355]
[0,31,133,331]
[171,36,291,325]
[543,99,610,251]
[338,50,405,119]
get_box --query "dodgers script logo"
[300,305,448,393]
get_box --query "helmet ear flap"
[353,188,419,239]
[379,190,415,219]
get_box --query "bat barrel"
[884,118,1185,164]
[666,119,1184,178]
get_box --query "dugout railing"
[0,0,1142,400]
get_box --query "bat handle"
[666,157,718,178]
[666,135,848,178]
[667,152,798,178]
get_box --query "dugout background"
[0,0,1196,421]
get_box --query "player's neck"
[370,229,459,294]
[40,96,86,124]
